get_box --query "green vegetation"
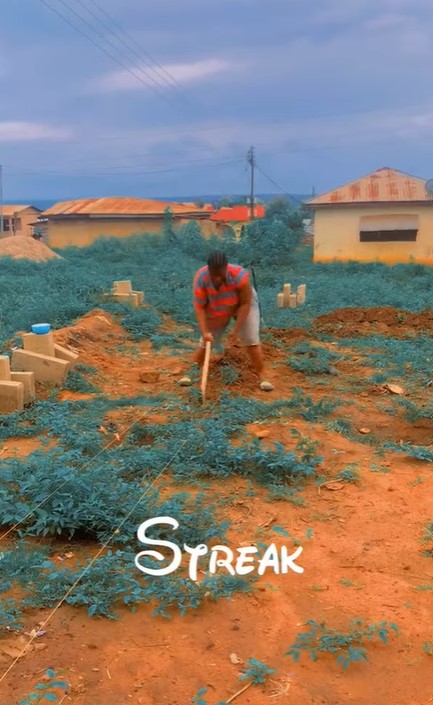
[286,619,400,670]
[18,669,69,705]
[192,659,276,704]
[0,209,431,703]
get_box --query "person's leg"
[238,290,273,391]
[178,326,225,386]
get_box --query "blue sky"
[2,0,433,200]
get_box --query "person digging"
[179,250,274,392]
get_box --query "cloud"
[0,122,72,143]
[93,58,234,93]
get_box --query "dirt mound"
[315,306,433,337]
[55,310,120,346]
[0,235,61,261]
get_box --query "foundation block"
[11,349,70,385]
[113,280,132,294]
[0,380,24,414]
[132,291,144,305]
[22,331,55,357]
[54,344,79,368]
[10,371,36,405]
[112,292,140,308]
[297,284,306,305]
[0,355,11,381]
[283,283,291,307]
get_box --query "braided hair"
[207,250,228,272]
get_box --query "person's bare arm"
[195,306,212,340]
[232,280,252,336]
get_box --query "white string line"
[0,400,165,542]
[0,363,240,686]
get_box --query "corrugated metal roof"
[306,167,431,206]
[210,205,266,223]
[42,197,214,217]
[0,205,39,216]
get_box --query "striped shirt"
[193,263,249,320]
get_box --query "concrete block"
[289,294,297,309]
[0,355,11,381]
[297,284,306,305]
[283,283,291,307]
[54,344,79,368]
[10,371,36,405]
[0,380,24,414]
[112,292,140,308]
[277,293,285,308]
[11,349,70,385]
[22,331,55,357]
[132,290,144,305]
[113,280,132,294]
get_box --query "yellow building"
[306,167,433,264]
[38,197,215,248]
[0,205,42,238]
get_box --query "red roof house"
[210,205,265,223]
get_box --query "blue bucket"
[31,323,51,335]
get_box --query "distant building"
[38,197,215,248]
[0,205,42,238]
[210,204,266,237]
[306,167,433,264]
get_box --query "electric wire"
[37,0,180,107]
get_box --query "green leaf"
[48,681,68,689]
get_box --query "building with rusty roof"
[0,205,42,239]
[306,167,433,264]
[209,204,265,238]
[37,197,215,248]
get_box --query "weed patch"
[287,619,399,670]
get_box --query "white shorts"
[199,288,260,348]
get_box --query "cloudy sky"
[2,0,433,200]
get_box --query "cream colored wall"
[47,216,219,248]
[21,209,41,237]
[47,218,167,248]
[313,204,433,264]
[0,207,40,237]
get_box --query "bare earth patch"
[1,309,432,705]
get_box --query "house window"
[1,218,11,232]
[359,214,419,243]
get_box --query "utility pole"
[0,165,3,237]
[247,146,255,221]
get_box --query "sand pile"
[0,235,61,262]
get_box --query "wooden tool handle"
[200,340,211,399]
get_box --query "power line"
[55,0,179,100]
[85,0,186,95]
[6,156,244,178]
[255,163,303,205]
[37,0,179,107]
[3,143,247,170]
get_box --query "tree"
[265,196,304,231]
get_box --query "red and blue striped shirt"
[193,263,249,320]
